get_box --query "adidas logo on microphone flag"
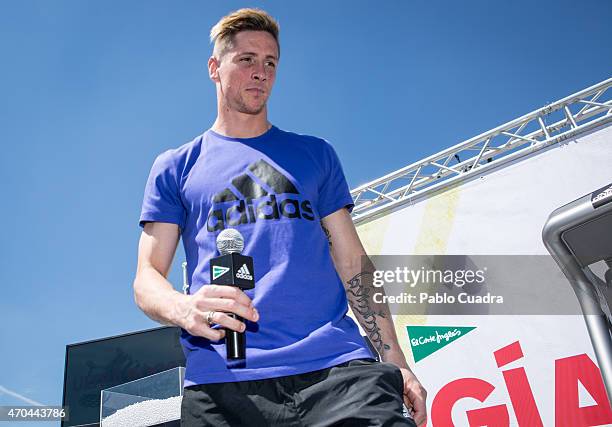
[236,264,253,281]
[207,159,315,231]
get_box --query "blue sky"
[0,0,610,423]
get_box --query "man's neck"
[211,108,271,139]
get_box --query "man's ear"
[208,56,220,82]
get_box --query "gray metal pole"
[542,184,612,406]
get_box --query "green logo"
[407,326,476,362]
[212,266,230,280]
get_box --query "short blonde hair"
[210,8,280,59]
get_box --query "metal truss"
[350,78,612,225]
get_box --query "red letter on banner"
[555,354,612,427]
[432,378,510,426]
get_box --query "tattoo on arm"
[345,272,391,354]
[321,223,332,248]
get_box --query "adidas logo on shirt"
[207,159,315,232]
[236,264,253,281]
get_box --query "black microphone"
[210,228,255,361]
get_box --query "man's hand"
[133,222,260,338]
[174,285,259,341]
[398,367,428,427]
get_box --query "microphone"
[210,228,255,361]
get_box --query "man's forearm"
[133,266,188,327]
[321,217,406,365]
[344,269,408,366]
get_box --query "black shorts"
[180,358,416,427]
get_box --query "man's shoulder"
[153,133,204,167]
[148,133,205,181]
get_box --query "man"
[134,8,427,426]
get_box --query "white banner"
[354,123,612,426]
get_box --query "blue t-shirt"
[139,125,373,386]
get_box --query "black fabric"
[180,358,416,427]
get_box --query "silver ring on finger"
[206,310,216,327]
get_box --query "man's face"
[210,30,279,115]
